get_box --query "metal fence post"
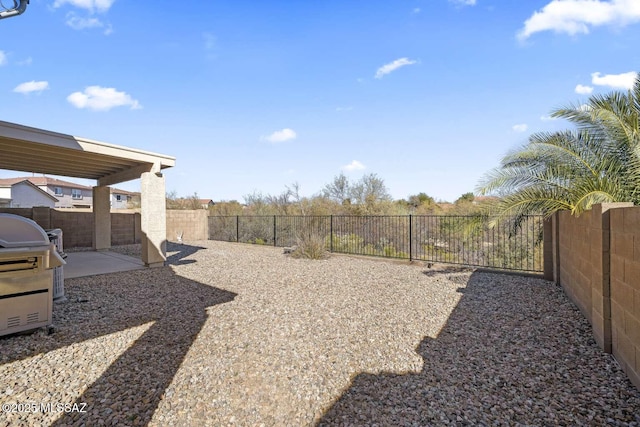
[273,215,277,246]
[236,216,239,242]
[330,215,333,252]
[409,214,412,261]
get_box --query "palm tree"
[477,73,640,222]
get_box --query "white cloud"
[13,81,49,94]
[412,8,421,14]
[63,11,112,34]
[336,106,354,112]
[575,84,594,94]
[0,51,6,66]
[375,58,417,79]
[263,128,297,143]
[518,0,640,40]
[591,71,636,89]
[540,115,558,121]
[342,160,366,171]
[65,12,104,30]
[53,0,115,13]
[512,124,528,132]
[67,86,141,111]
[450,0,477,5]
[17,57,32,66]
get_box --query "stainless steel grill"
[0,214,65,337]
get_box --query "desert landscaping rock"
[1,241,639,426]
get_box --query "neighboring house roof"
[0,176,92,190]
[110,187,140,196]
[199,199,215,205]
[12,180,59,202]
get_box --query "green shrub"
[383,245,397,257]
[330,233,364,252]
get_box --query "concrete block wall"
[0,208,35,220]
[550,203,639,390]
[1,207,207,247]
[50,209,94,248]
[557,209,594,322]
[166,210,209,242]
[610,206,640,389]
[112,212,141,245]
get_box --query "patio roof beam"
[98,163,155,187]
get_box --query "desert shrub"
[383,245,397,257]
[254,238,266,245]
[291,230,329,260]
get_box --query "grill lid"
[0,213,50,248]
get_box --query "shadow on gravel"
[317,271,640,426]
[166,241,207,265]
[0,243,236,426]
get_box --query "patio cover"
[0,120,176,267]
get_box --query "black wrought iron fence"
[208,215,545,273]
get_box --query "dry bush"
[291,230,329,260]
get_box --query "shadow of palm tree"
[317,272,640,425]
[0,243,236,426]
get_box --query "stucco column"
[141,169,166,267]
[92,185,111,251]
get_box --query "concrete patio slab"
[64,251,145,279]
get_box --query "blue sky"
[1,0,640,202]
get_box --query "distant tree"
[350,174,391,204]
[322,173,351,205]
[404,192,439,214]
[306,196,342,215]
[243,190,271,215]
[286,182,307,215]
[455,192,475,204]
[185,192,202,210]
[166,190,182,210]
[265,189,292,215]
[408,192,435,208]
[209,200,244,216]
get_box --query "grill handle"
[46,244,66,269]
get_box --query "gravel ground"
[1,240,639,426]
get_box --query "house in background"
[199,199,215,209]
[0,179,58,208]
[0,176,92,208]
[111,188,141,209]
